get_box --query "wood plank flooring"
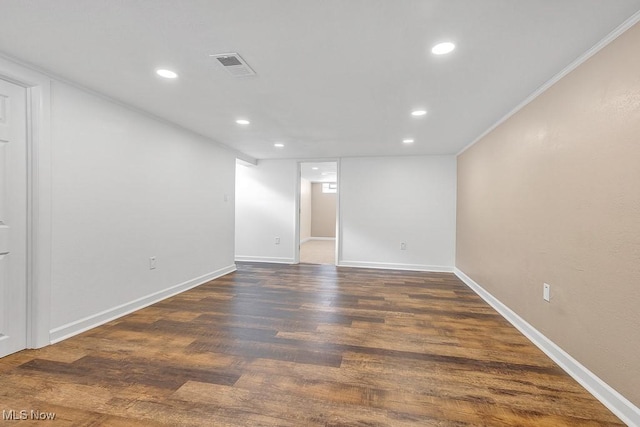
[0,262,624,426]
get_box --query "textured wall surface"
[311,183,336,238]
[457,22,640,406]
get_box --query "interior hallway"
[300,239,335,265]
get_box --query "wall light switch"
[275,237,280,245]
[543,283,550,302]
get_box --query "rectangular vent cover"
[210,52,256,77]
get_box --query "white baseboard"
[300,237,336,244]
[235,256,295,264]
[49,264,237,344]
[454,268,640,427]
[338,260,453,273]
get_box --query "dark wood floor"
[0,262,623,426]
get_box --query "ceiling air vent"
[210,52,256,77]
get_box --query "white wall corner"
[456,9,640,157]
[1,52,256,165]
[49,264,237,344]
[453,267,640,427]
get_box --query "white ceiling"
[300,162,337,183]
[1,1,639,161]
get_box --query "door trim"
[0,54,52,349]
[295,159,341,266]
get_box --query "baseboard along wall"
[338,260,453,273]
[234,256,295,264]
[454,268,640,427]
[49,264,237,344]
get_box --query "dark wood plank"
[0,262,624,426]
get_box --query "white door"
[0,78,28,357]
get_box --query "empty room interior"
[0,1,639,426]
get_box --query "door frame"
[0,55,52,349]
[295,159,341,265]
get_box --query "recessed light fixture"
[235,119,250,125]
[403,139,415,144]
[274,143,284,148]
[431,42,456,55]
[411,110,427,117]
[156,69,178,79]
[312,167,319,170]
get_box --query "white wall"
[235,159,298,263]
[235,156,457,271]
[339,156,456,271]
[300,178,312,242]
[50,81,236,340]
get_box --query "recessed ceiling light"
[312,167,319,170]
[403,139,415,144]
[274,143,284,148]
[235,119,250,125]
[156,69,178,79]
[431,42,456,55]
[411,110,427,117]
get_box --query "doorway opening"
[298,162,338,265]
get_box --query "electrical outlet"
[543,283,550,302]
[149,256,157,270]
[400,242,407,250]
[275,237,280,245]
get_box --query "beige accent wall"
[300,178,312,242]
[457,22,640,406]
[311,183,336,238]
